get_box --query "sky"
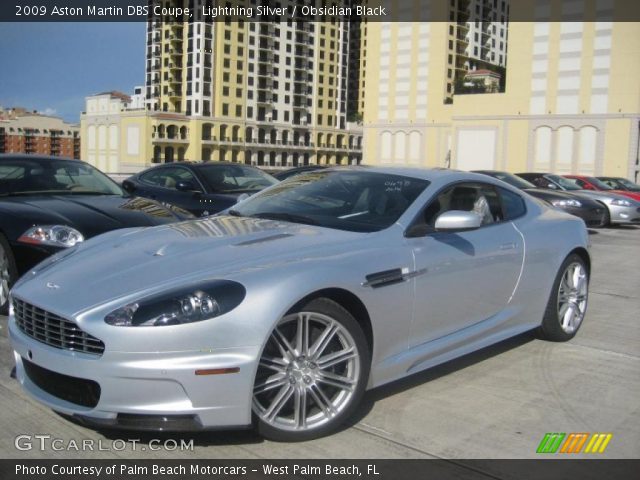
[0,22,146,124]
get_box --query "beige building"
[362,0,640,182]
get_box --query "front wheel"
[252,298,370,441]
[538,254,589,341]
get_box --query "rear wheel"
[0,234,18,315]
[252,298,370,441]
[539,254,589,341]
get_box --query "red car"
[563,175,640,202]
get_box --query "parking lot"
[0,226,638,460]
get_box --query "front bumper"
[608,205,640,224]
[563,206,606,227]
[9,316,260,431]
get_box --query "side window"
[422,183,503,227]
[140,168,169,187]
[573,179,586,188]
[499,187,526,220]
[141,168,197,190]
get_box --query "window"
[499,188,527,220]
[421,183,504,228]
[140,167,198,191]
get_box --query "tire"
[252,297,370,442]
[538,254,589,342]
[600,206,611,228]
[0,233,18,315]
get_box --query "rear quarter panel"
[510,198,590,327]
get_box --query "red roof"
[96,91,132,103]
[465,69,501,78]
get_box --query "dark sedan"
[474,170,607,227]
[0,154,194,312]
[598,176,640,193]
[123,162,278,216]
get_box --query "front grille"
[13,298,105,355]
[22,358,101,408]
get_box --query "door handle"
[499,243,516,251]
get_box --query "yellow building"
[362,0,640,182]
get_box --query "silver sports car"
[8,168,590,441]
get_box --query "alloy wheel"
[556,262,588,334]
[253,311,361,432]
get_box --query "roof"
[0,153,81,162]
[95,91,132,103]
[465,69,502,78]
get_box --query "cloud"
[39,107,58,116]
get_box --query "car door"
[407,182,525,347]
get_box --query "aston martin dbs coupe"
[9,168,591,441]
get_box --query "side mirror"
[236,193,251,203]
[175,180,199,193]
[434,210,482,232]
[121,179,136,193]
[546,183,558,190]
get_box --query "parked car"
[563,175,640,202]
[0,154,194,313]
[123,162,278,216]
[597,176,640,193]
[273,165,328,181]
[474,170,606,227]
[10,168,590,441]
[517,172,640,225]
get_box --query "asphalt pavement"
[1,226,638,460]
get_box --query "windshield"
[547,175,582,191]
[231,170,430,233]
[610,178,640,191]
[585,177,613,190]
[484,172,535,189]
[199,164,278,193]
[0,158,122,196]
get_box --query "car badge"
[46,282,60,290]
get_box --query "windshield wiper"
[251,212,319,226]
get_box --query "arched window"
[578,126,597,175]
[381,131,392,162]
[556,126,574,174]
[534,126,552,171]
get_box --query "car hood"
[13,215,364,315]
[0,194,193,238]
[609,190,640,202]
[523,188,602,207]
[571,190,640,204]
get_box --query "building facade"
[0,109,80,159]
[362,0,640,182]
[139,0,362,169]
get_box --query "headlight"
[18,225,84,248]
[551,199,582,208]
[611,198,632,207]
[104,280,246,327]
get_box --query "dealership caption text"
[16,463,379,476]
[14,4,387,19]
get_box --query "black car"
[597,176,640,192]
[272,165,328,181]
[474,170,607,227]
[0,154,194,312]
[123,162,278,216]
